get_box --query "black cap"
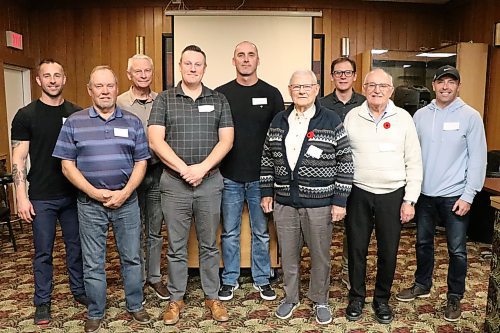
[433,65,460,81]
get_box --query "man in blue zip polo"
[396,65,487,322]
[260,69,353,325]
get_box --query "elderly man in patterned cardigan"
[260,69,353,325]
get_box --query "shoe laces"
[447,298,459,311]
[220,284,234,292]
[211,300,225,311]
[313,303,331,312]
[168,301,180,311]
[260,284,272,292]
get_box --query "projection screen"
[173,14,313,103]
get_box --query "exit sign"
[6,31,23,50]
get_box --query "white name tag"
[443,122,460,131]
[62,117,67,124]
[252,97,268,106]
[114,128,129,138]
[306,145,323,159]
[379,143,396,152]
[198,105,215,113]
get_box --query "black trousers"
[346,185,404,303]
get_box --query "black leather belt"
[164,167,219,180]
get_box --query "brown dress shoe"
[205,299,229,322]
[149,282,170,300]
[163,300,185,325]
[84,318,102,333]
[130,309,151,324]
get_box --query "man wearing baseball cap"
[396,65,487,322]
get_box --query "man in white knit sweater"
[343,68,422,324]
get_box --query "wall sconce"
[495,22,500,47]
[341,37,350,57]
[135,36,145,54]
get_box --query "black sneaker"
[345,299,364,321]
[396,284,431,302]
[444,297,461,322]
[74,293,90,307]
[253,283,277,300]
[218,282,239,301]
[34,302,51,325]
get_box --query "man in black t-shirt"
[216,41,284,302]
[10,59,87,325]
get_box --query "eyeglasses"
[332,70,355,78]
[289,84,317,92]
[363,83,393,91]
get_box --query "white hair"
[127,54,154,72]
[363,68,393,86]
[289,69,317,84]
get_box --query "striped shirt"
[53,106,150,190]
[148,82,233,165]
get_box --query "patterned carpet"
[0,222,491,332]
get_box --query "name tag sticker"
[198,105,215,113]
[252,98,268,106]
[379,143,396,152]
[62,117,67,124]
[443,122,460,131]
[306,145,323,159]
[114,128,129,138]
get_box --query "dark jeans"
[414,194,469,299]
[31,197,84,306]
[346,185,404,303]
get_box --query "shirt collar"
[89,106,123,119]
[174,81,213,98]
[293,104,316,120]
[124,86,157,106]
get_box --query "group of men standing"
[9,39,486,331]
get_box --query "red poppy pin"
[383,122,391,129]
[306,131,315,139]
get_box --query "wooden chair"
[0,174,17,251]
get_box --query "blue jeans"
[31,197,84,306]
[414,194,469,299]
[221,178,271,286]
[77,192,143,319]
[137,164,164,285]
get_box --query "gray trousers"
[160,169,223,301]
[273,203,334,304]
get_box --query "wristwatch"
[404,200,416,206]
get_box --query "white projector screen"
[173,15,313,103]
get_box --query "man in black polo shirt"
[216,41,284,302]
[149,45,234,325]
[10,59,87,325]
[319,57,365,290]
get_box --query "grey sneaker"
[313,303,332,325]
[444,297,461,322]
[218,282,239,301]
[396,284,431,302]
[275,300,300,320]
[253,283,277,300]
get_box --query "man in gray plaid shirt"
[148,45,234,325]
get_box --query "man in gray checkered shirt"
[148,45,234,325]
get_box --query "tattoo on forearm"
[11,140,21,148]
[12,163,27,187]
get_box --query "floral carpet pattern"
[0,223,491,332]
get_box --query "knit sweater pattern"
[260,101,353,208]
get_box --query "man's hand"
[400,202,415,223]
[103,189,131,209]
[89,189,113,204]
[452,199,471,216]
[17,196,35,222]
[331,205,346,222]
[180,164,208,186]
[261,197,274,213]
